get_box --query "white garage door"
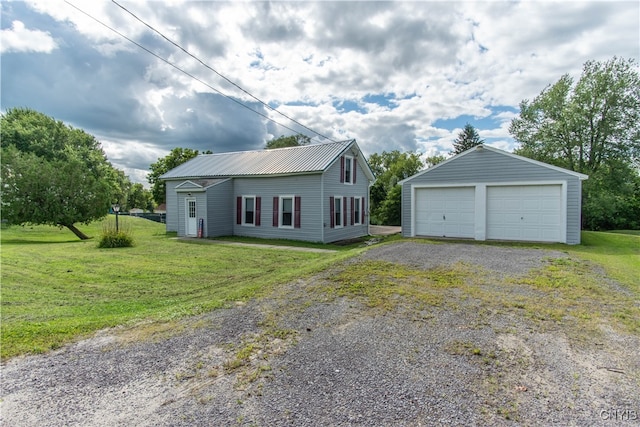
[415,187,475,238]
[487,185,562,242]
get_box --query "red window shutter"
[255,197,261,226]
[272,196,279,227]
[236,196,242,224]
[294,196,301,228]
[350,197,355,225]
[340,156,344,183]
[353,161,357,184]
[329,196,335,228]
[361,197,365,224]
[343,197,347,227]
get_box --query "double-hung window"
[344,156,353,184]
[334,196,343,228]
[280,196,293,228]
[237,196,261,226]
[273,196,301,228]
[354,197,361,225]
[243,196,255,225]
[340,155,356,184]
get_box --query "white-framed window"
[334,196,343,228]
[280,195,294,228]
[344,156,354,184]
[274,195,300,228]
[243,195,255,226]
[354,197,361,225]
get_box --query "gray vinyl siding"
[402,149,584,244]
[322,151,370,243]
[165,180,179,232]
[206,180,233,237]
[233,174,324,242]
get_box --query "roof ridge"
[198,139,354,157]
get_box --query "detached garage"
[401,145,588,244]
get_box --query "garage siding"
[401,148,585,244]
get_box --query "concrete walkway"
[176,225,400,252]
[176,237,337,253]
[369,225,401,235]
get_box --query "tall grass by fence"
[120,212,166,223]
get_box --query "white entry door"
[486,185,562,242]
[185,198,197,236]
[414,187,475,238]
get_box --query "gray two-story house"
[160,140,375,243]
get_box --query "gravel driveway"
[2,241,639,426]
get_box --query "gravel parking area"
[2,241,639,426]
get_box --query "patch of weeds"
[239,365,273,389]
[613,307,640,334]
[223,342,259,372]
[445,340,484,357]
[323,260,472,310]
[497,402,519,421]
[502,257,638,340]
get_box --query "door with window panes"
[185,198,197,236]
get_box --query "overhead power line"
[63,1,336,142]
[110,0,334,142]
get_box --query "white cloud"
[0,20,57,53]
[2,1,638,184]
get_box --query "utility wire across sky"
[63,0,338,143]
[110,0,336,143]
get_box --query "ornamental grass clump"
[98,219,134,248]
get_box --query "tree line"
[2,57,638,238]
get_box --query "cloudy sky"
[1,1,639,185]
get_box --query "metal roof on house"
[160,140,373,180]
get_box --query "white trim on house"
[344,155,354,185]
[185,198,197,236]
[242,195,257,227]
[278,195,295,229]
[354,196,362,226]
[334,195,344,229]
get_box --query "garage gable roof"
[160,139,375,181]
[400,145,588,184]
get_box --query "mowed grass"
[2,220,638,360]
[570,231,640,293]
[1,217,351,359]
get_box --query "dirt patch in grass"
[2,242,639,426]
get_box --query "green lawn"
[1,219,638,360]
[569,231,640,293]
[0,217,354,359]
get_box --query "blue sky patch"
[333,99,367,114]
[433,106,518,131]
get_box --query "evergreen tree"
[450,123,484,155]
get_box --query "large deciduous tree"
[147,147,207,205]
[1,108,118,239]
[509,57,640,230]
[450,123,484,155]
[368,150,424,225]
[265,134,311,149]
